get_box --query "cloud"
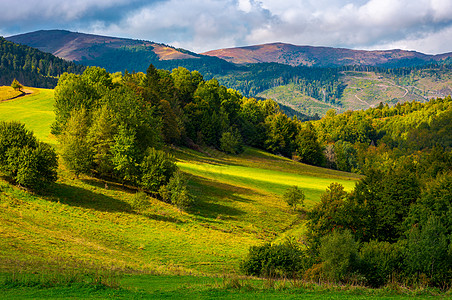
[1,0,452,54]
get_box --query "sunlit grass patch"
[0,86,23,101]
[0,87,55,144]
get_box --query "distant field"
[0,86,55,144]
[258,71,452,116]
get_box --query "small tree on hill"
[11,79,23,92]
[283,185,305,211]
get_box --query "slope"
[0,87,360,276]
[202,42,452,67]
[7,30,236,75]
[0,37,85,88]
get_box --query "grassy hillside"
[0,87,55,144]
[0,87,359,275]
[2,87,448,298]
[258,70,452,116]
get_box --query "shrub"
[241,240,306,278]
[283,186,305,211]
[405,216,452,287]
[166,170,193,210]
[0,121,57,190]
[358,240,405,287]
[220,130,243,154]
[319,229,359,282]
[140,148,177,192]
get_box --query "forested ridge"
[0,37,85,88]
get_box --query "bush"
[283,186,305,211]
[358,240,405,287]
[140,148,177,192]
[319,229,359,282]
[241,240,306,278]
[0,121,57,190]
[220,130,243,154]
[405,216,452,287]
[165,170,193,210]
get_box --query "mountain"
[0,37,85,88]
[7,30,236,75]
[202,42,452,67]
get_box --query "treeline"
[77,44,237,77]
[0,37,85,88]
[217,63,343,104]
[311,96,451,173]
[242,96,452,288]
[53,65,325,207]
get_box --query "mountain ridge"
[202,42,452,67]
[7,30,452,69]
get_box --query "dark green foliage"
[220,130,243,154]
[405,216,452,287]
[0,37,85,88]
[264,112,298,157]
[319,230,359,282]
[165,170,193,210]
[241,241,306,278]
[0,121,57,190]
[294,123,324,165]
[283,186,305,211]
[13,143,58,190]
[140,148,177,193]
[358,240,405,287]
[306,182,349,252]
[60,108,93,176]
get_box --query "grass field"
[0,86,23,101]
[2,86,441,298]
[0,87,55,144]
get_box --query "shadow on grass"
[187,174,259,220]
[50,182,133,213]
[142,213,185,224]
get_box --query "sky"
[1,0,452,54]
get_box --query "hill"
[0,37,85,88]
[202,42,452,67]
[7,30,236,75]
[0,86,359,276]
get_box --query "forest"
[0,37,85,88]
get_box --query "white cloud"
[1,0,452,54]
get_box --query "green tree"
[220,129,243,154]
[59,108,93,176]
[165,170,193,210]
[319,229,359,283]
[283,186,305,211]
[0,121,57,190]
[295,123,324,166]
[405,216,452,286]
[11,78,23,92]
[140,148,177,193]
[111,126,140,184]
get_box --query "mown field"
[1,87,442,298]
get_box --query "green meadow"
[3,87,438,298]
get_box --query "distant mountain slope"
[0,37,85,88]
[202,42,452,67]
[7,30,236,75]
